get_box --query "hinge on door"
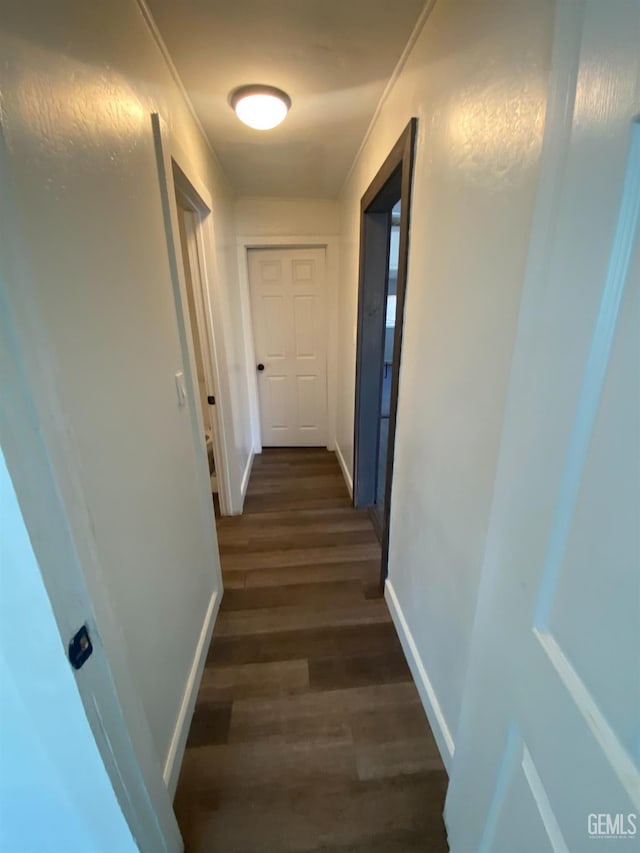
[207,394,215,405]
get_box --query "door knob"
[257,363,265,371]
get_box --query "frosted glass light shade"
[229,85,291,130]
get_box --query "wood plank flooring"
[174,448,449,852]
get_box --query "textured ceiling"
[145,0,426,197]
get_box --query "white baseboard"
[334,441,353,498]
[384,579,455,771]
[163,588,220,796]
[240,449,255,503]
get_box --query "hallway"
[174,449,448,852]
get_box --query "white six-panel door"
[248,248,328,447]
[446,2,640,851]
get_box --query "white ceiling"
[145,0,426,198]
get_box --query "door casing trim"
[353,118,418,584]
[236,236,340,455]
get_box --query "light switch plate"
[175,370,187,408]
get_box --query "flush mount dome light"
[229,84,291,130]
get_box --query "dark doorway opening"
[353,118,417,585]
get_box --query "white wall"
[234,197,341,237]
[337,0,556,762]
[0,0,250,786]
[0,449,136,853]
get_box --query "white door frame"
[0,132,181,852]
[236,235,339,455]
[175,183,223,505]
[248,247,328,448]
[152,114,235,516]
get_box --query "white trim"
[181,210,230,516]
[236,234,340,454]
[241,449,255,503]
[236,242,262,453]
[152,113,239,516]
[384,579,455,770]
[162,123,235,515]
[339,0,437,195]
[174,176,233,516]
[163,589,220,796]
[335,441,353,498]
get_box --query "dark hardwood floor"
[174,448,449,852]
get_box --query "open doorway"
[152,111,234,520]
[373,200,401,533]
[353,119,417,583]
[174,194,221,515]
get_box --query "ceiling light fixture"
[229,84,291,130]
